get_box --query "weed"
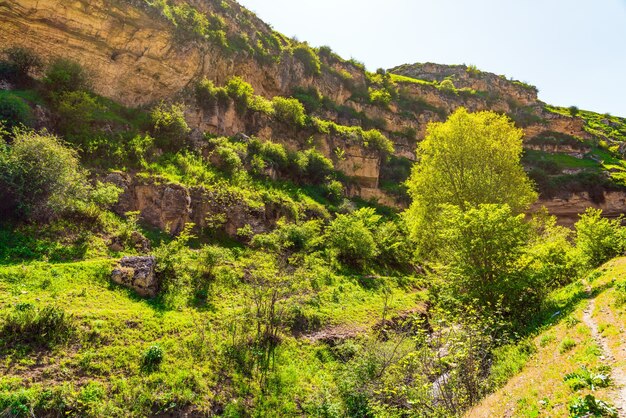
[564,366,610,391]
[559,337,577,354]
[141,344,164,372]
[569,394,617,417]
[0,304,74,349]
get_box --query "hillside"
[3,0,626,217]
[2,1,626,417]
[467,258,626,417]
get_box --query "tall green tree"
[405,108,537,256]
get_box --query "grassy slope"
[466,257,626,417]
[0,257,423,416]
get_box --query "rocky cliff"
[2,0,626,220]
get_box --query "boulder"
[111,256,158,297]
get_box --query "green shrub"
[564,366,610,391]
[195,78,229,109]
[569,395,617,417]
[3,47,41,82]
[528,215,584,288]
[369,88,392,107]
[127,134,154,164]
[141,344,164,372]
[326,208,380,267]
[90,181,122,209]
[295,148,334,184]
[292,86,324,112]
[559,337,576,353]
[439,79,455,92]
[0,304,74,349]
[0,130,91,221]
[43,58,90,93]
[272,96,306,127]
[225,76,255,108]
[292,44,321,76]
[247,94,274,114]
[0,92,32,130]
[436,204,543,325]
[248,139,290,171]
[311,117,394,154]
[325,180,344,203]
[54,90,104,142]
[615,280,626,307]
[569,105,580,117]
[150,102,190,152]
[214,145,243,174]
[575,208,625,268]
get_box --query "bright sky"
[237,0,626,117]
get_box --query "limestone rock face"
[111,256,158,297]
[524,113,592,141]
[0,0,359,107]
[390,62,538,107]
[109,175,286,238]
[533,191,626,226]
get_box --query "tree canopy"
[405,108,537,256]
[406,108,537,213]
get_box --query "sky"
[237,0,626,117]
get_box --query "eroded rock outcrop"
[111,256,158,297]
[533,191,626,226]
[109,174,290,237]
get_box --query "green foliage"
[439,78,456,92]
[528,213,585,288]
[2,47,41,83]
[312,117,394,154]
[295,148,334,184]
[0,304,74,350]
[325,208,380,267]
[152,224,205,305]
[569,105,580,117]
[248,138,289,171]
[615,280,626,307]
[0,130,90,221]
[0,91,32,130]
[141,344,164,372]
[292,44,321,76]
[368,88,392,107]
[564,366,610,391]
[195,78,229,109]
[435,204,543,323]
[43,58,90,93]
[466,64,481,76]
[407,108,537,215]
[214,144,244,174]
[489,340,536,388]
[90,181,123,209]
[225,76,255,106]
[146,0,228,48]
[405,108,536,258]
[559,337,577,353]
[569,394,617,417]
[271,96,306,127]
[54,90,105,142]
[325,180,344,203]
[575,208,625,268]
[150,102,190,152]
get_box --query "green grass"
[523,149,601,170]
[0,89,44,106]
[0,250,422,416]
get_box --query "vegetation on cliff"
[1,1,626,415]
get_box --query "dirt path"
[582,292,626,415]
